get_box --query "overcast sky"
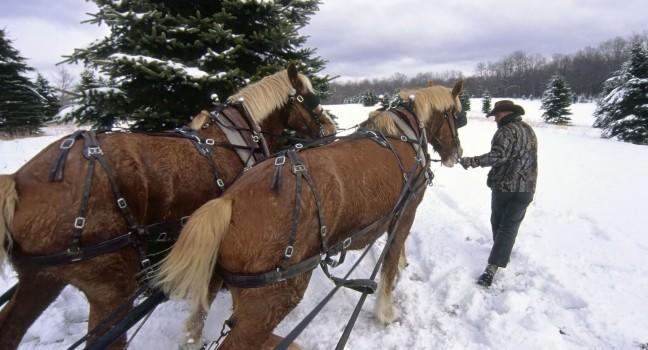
[1,0,647,82]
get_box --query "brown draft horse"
[0,64,336,349]
[155,81,464,349]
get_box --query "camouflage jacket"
[470,114,537,192]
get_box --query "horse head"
[226,63,336,146]
[403,80,464,167]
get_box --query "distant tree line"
[327,33,648,103]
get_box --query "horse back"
[217,137,420,274]
[10,132,235,255]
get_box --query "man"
[459,100,537,287]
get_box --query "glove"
[459,157,478,169]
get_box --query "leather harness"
[216,105,437,294]
[10,103,271,284]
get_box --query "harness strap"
[70,132,98,253]
[12,216,190,267]
[49,130,86,182]
[174,127,226,190]
[280,151,306,268]
[217,254,322,288]
[237,103,271,157]
[13,233,135,265]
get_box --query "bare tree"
[51,65,77,106]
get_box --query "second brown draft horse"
[156,81,464,349]
[0,63,335,349]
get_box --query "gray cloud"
[1,0,646,82]
[302,0,648,80]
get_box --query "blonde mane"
[227,70,313,123]
[366,111,401,135]
[365,85,461,135]
[398,86,461,123]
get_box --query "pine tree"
[594,41,648,144]
[34,73,61,121]
[64,69,127,130]
[0,29,46,135]
[459,90,471,112]
[541,74,573,125]
[361,91,378,106]
[481,90,491,115]
[65,0,329,131]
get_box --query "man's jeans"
[488,191,534,267]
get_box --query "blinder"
[292,90,328,137]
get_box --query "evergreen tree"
[481,90,491,114]
[34,73,61,121]
[0,29,46,135]
[541,74,573,125]
[66,0,329,131]
[459,90,471,111]
[64,69,127,130]
[594,41,648,144]
[361,91,378,106]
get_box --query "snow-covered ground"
[1,99,647,349]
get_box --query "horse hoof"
[374,303,394,325]
[181,337,204,350]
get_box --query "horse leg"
[0,270,65,350]
[217,273,311,350]
[398,245,409,272]
[182,277,223,350]
[374,205,418,325]
[73,255,138,350]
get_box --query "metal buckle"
[284,245,294,258]
[60,138,75,149]
[252,135,260,143]
[292,164,306,174]
[294,143,303,149]
[156,232,168,242]
[180,216,190,226]
[400,135,408,142]
[343,237,352,249]
[296,95,304,103]
[216,178,225,188]
[74,217,86,229]
[320,226,327,236]
[86,146,103,156]
[327,256,339,268]
[117,197,127,209]
[141,258,151,268]
[274,156,286,166]
[205,138,215,145]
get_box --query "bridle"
[428,106,462,162]
[290,89,330,137]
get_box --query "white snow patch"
[1,100,647,349]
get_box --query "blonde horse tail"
[154,198,232,311]
[0,175,18,270]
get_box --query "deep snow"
[1,99,647,349]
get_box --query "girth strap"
[217,254,322,289]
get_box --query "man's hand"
[459,157,478,169]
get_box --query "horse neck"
[196,120,229,143]
[257,109,285,152]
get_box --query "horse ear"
[287,62,303,90]
[452,79,464,97]
[189,110,210,131]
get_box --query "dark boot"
[477,264,498,287]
